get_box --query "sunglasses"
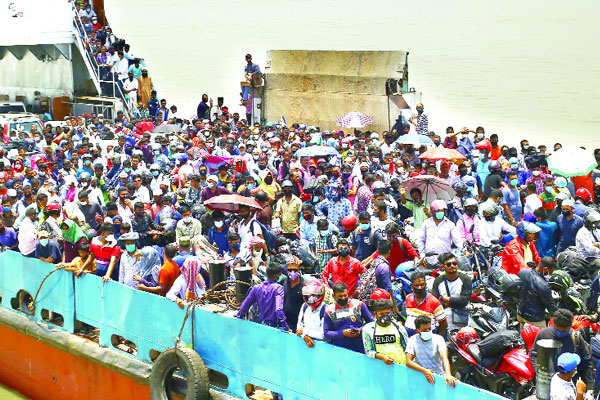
[444,261,458,267]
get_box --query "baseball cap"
[207,175,219,183]
[38,230,49,238]
[562,199,575,208]
[557,352,581,373]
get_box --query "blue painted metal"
[0,251,506,399]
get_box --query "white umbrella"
[335,112,373,129]
[547,146,598,177]
[403,175,456,203]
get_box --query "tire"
[150,347,210,400]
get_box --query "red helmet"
[521,323,541,350]
[302,280,325,308]
[456,327,479,349]
[341,215,358,232]
[575,188,592,204]
[475,140,492,152]
[370,288,391,300]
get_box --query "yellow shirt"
[275,195,302,234]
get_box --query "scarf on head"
[62,219,87,244]
[181,256,206,294]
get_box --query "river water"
[105,0,600,148]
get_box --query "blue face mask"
[553,327,570,338]
[3,207,9,213]
[319,230,328,237]
[312,196,319,203]
[232,243,240,251]
[124,168,131,173]
[152,171,159,177]
[258,165,266,170]
[246,184,254,190]
[545,186,553,193]
[360,223,370,231]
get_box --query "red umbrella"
[418,147,466,161]
[204,194,262,213]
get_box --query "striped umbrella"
[403,174,456,203]
[547,146,598,177]
[418,147,466,161]
[335,112,373,129]
[204,194,263,213]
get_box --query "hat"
[78,190,89,199]
[38,230,49,238]
[517,221,541,235]
[120,232,139,241]
[281,180,293,188]
[6,189,16,197]
[372,181,385,190]
[508,157,519,165]
[554,177,568,188]
[153,188,163,196]
[562,199,575,208]
[46,203,60,211]
[207,174,219,183]
[359,162,369,169]
[178,236,191,246]
[557,352,581,374]
[118,171,128,179]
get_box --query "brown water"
[105,0,600,148]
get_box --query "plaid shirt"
[415,113,429,135]
[311,233,338,273]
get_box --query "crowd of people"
[7,7,600,395]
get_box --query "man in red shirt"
[385,223,420,275]
[502,221,541,275]
[322,238,365,297]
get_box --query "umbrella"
[204,194,262,213]
[151,124,181,134]
[295,145,338,158]
[395,133,434,146]
[403,175,456,203]
[418,148,466,161]
[547,146,598,177]
[335,112,373,129]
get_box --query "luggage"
[477,330,523,358]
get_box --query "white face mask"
[214,220,224,228]
[252,249,263,257]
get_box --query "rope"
[174,279,252,347]
[27,266,62,314]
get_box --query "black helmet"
[488,160,501,172]
[548,270,574,294]
[499,273,521,296]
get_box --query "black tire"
[150,347,210,400]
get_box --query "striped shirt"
[404,293,446,331]
[415,113,429,135]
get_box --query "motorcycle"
[467,303,510,338]
[449,328,535,399]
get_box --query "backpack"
[557,250,590,282]
[477,330,524,358]
[351,228,376,249]
[251,219,278,251]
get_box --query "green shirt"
[405,201,428,229]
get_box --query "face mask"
[232,243,240,251]
[562,210,572,217]
[283,189,292,196]
[3,207,10,213]
[246,184,254,190]
[336,297,349,307]
[510,179,518,186]
[288,271,299,281]
[124,168,131,173]
[419,331,433,341]
[342,172,351,179]
[342,143,348,149]
[207,182,215,189]
[360,223,370,231]
[183,217,192,223]
[338,247,350,257]
[142,73,148,77]
[240,150,246,155]
[113,223,121,231]
[126,244,136,253]
[80,201,88,206]
[377,314,392,326]
[199,170,207,176]
[40,238,49,247]
[151,170,159,177]
[135,211,144,218]
[484,215,495,222]
[414,287,427,296]
[214,220,224,228]
[253,155,260,161]
[252,249,263,257]
[258,164,266,170]
[553,327,570,339]
[465,209,477,217]
[319,230,328,237]
[545,186,553,193]
[416,108,424,113]
[532,170,541,176]
[264,176,273,185]
[382,164,389,171]
[435,211,444,220]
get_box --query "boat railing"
[0,251,505,400]
[71,9,132,116]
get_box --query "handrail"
[71,8,132,115]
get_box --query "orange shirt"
[490,146,502,160]
[158,260,180,293]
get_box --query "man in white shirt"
[523,181,543,215]
[550,352,586,400]
[132,174,150,204]
[113,51,130,82]
[123,72,139,108]
[18,208,38,257]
